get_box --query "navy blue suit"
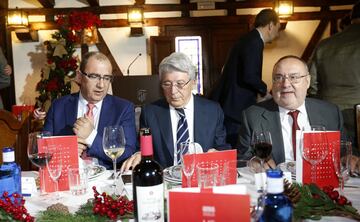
[43,93,137,169]
[140,96,229,168]
[209,29,267,146]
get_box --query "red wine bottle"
[133,128,164,222]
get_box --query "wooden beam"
[96,32,123,76]
[301,19,329,62]
[37,0,55,8]
[86,0,100,7]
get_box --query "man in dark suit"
[238,55,343,166]
[121,52,229,170]
[209,9,280,147]
[43,52,136,169]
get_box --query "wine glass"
[332,141,352,194]
[180,142,196,188]
[46,146,63,200]
[300,126,328,183]
[102,126,126,193]
[27,131,52,195]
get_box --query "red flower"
[46,78,59,91]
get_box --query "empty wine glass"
[180,142,196,188]
[103,126,126,194]
[300,126,328,184]
[46,146,62,200]
[332,141,352,194]
[27,131,52,195]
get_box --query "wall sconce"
[127,6,144,37]
[275,0,294,18]
[6,7,38,42]
[274,0,294,29]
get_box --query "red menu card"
[37,136,78,192]
[11,105,34,120]
[296,131,340,188]
[168,188,250,222]
[182,150,237,187]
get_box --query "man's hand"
[4,64,12,76]
[207,148,217,152]
[77,137,88,157]
[120,152,141,173]
[73,116,94,139]
[33,108,46,120]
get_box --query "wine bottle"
[259,169,292,222]
[0,147,22,199]
[132,128,164,222]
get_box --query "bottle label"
[136,183,164,222]
[3,151,15,162]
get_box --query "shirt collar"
[279,102,306,121]
[169,93,194,112]
[256,28,265,43]
[79,92,103,108]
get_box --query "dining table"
[22,168,360,222]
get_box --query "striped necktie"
[86,103,95,121]
[176,108,190,165]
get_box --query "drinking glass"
[46,146,62,200]
[102,126,126,193]
[300,126,328,183]
[332,141,351,194]
[251,131,272,172]
[27,131,52,195]
[180,142,196,188]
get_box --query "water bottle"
[0,147,22,199]
[259,169,292,222]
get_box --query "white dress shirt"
[170,94,195,165]
[77,93,103,146]
[279,103,311,162]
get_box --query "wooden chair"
[0,109,31,171]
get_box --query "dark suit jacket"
[140,96,229,168]
[238,98,344,164]
[43,93,137,169]
[209,29,267,123]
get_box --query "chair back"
[0,109,31,170]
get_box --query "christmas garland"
[35,11,101,112]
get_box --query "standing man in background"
[0,47,12,109]
[308,1,360,158]
[209,9,280,147]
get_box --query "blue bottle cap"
[2,147,14,153]
[266,169,283,178]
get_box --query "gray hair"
[273,55,309,73]
[159,52,196,80]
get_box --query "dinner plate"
[88,165,106,180]
[163,165,182,184]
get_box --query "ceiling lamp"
[7,7,28,28]
[127,6,144,37]
[275,0,294,18]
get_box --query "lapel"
[155,100,174,158]
[98,95,112,135]
[65,94,79,128]
[260,100,285,163]
[305,99,326,126]
[193,96,204,143]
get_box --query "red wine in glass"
[254,142,272,159]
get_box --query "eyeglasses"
[161,79,192,90]
[81,71,114,83]
[273,73,308,84]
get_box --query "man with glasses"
[121,52,229,170]
[43,51,136,169]
[237,55,343,166]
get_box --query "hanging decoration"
[35,11,101,111]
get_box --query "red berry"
[329,190,339,200]
[337,196,347,205]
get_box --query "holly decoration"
[291,183,360,221]
[0,192,34,222]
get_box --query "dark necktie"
[288,110,300,160]
[176,108,190,165]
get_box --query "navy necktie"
[176,108,190,165]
